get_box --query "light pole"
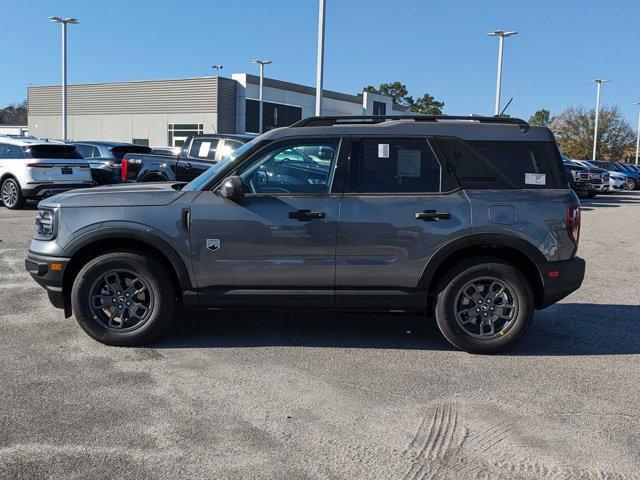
[486,29,517,116]
[315,0,326,116]
[50,16,78,141]
[591,79,611,161]
[635,102,640,165]
[211,65,223,76]
[252,59,272,134]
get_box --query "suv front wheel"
[71,251,174,346]
[434,258,534,354]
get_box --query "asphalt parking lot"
[1,192,640,480]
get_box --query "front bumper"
[537,256,586,309]
[25,251,70,312]
[23,182,95,199]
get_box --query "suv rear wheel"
[434,258,534,354]
[71,251,174,346]
[1,177,24,209]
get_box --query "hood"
[39,182,188,208]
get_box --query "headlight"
[35,208,57,240]
[570,169,580,181]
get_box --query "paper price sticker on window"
[397,149,422,178]
[198,141,211,158]
[525,173,546,185]
[378,143,389,158]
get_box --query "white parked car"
[0,137,94,209]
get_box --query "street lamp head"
[591,79,611,84]
[50,16,79,24]
[252,59,272,66]
[486,29,517,37]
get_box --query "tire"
[433,257,534,354]
[1,177,25,209]
[627,178,637,190]
[71,251,175,346]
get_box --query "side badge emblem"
[206,239,221,251]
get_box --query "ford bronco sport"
[26,115,585,353]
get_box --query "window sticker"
[397,149,422,178]
[378,143,389,158]
[198,141,211,158]
[525,173,546,185]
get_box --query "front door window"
[238,140,340,195]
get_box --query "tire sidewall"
[435,259,534,354]
[71,252,174,345]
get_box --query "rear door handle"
[289,209,326,221]
[415,210,451,221]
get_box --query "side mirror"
[219,175,245,201]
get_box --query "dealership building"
[27,73,408,146]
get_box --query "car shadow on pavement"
[580,192,640,211]
[151,303,640,356]
[153,309,452,351]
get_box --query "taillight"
[121,159,128,181]
[567,204,581,246]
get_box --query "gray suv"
[25,115,585,353]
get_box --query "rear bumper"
[537,256,586,309]
[23,182,95,199]
[25,251,70,312]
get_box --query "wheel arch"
[61,227,196,315]
[420,233,546,310]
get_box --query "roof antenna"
[499,97,513,116]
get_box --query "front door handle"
[415,210,451,221]
[289,209,326,221]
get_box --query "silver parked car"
[26,115,585,353]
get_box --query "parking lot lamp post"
[315,0,326,116]
[252,60,272,134]
[591,79,611,161]
[635,102,640,165]
[211,65,223,76]
[486,30,518,116]
[49,16,78,141]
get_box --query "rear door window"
[189,139,219,160]
[353,138,444,193]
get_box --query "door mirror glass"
[219,175,245,201]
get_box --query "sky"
[2,0,640,124]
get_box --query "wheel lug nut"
[126,293,130,297]
[126,302,131,306]
[112,298,116,303]
[476,308,480,312]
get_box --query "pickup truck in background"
[121,133,255,183]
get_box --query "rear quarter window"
[436,138,563,189]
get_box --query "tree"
[528,109,551,127]
[360,82,444,114]
[551,105,634,160]
[408,93,445,115]
[0,100,28,125]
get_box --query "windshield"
[182,138,261,191]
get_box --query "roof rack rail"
[291,115,528,128]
